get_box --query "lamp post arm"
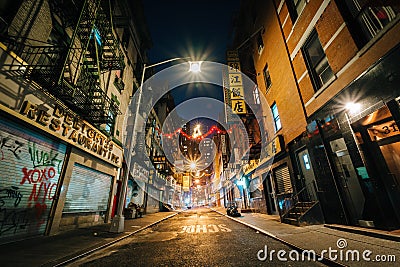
[145,57,191,69]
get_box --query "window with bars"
[339,0,399,47]
[302,30,335,91]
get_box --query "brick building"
[235,0,400,230]
[0,0,151,243]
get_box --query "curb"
[52,212,180,266]
[324,224,400,242]
[211,208,347,267]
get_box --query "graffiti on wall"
[0,134,24,160]
[0,120,66,241]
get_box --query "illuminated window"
[92,27,102,46]
[253,86,261,104]
[271,102,281,131]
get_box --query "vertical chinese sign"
[227,50,247,116]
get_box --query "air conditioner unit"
[113,76,125,91]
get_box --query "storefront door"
[329,138,365,224]
[355,105,400,228]
[297,148,317,200]
[263,173,278,215]
[379,140,400,221]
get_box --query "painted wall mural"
[0,117,66,243]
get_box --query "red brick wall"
[315,1,358,73]
[324,28,358,73]
[253,0,307,143]
[285,0,324,54]
[315,1,343,46]
[292,51,307,79]
[280,4,292,39]
[298,74,314,104]
[306,22,400,115]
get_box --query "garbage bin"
[124,207,135,219]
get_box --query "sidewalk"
[0,211,179,267]
[212,207,399,266]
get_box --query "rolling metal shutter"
[274,165,293,194]
[63,163,112,214]
[0,117,66,243]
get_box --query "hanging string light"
[154,125,235,140]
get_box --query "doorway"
[263,172,278,215]
[353,105,400,228]
[329,138,365,224]
[380,141,400,191]
[297,148,317,200]
[379,139,400,222]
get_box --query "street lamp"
[344,101,368,166]
[110,57,199,233]
[189,61,202,73]
[190,162,197,170]
[345,102,361,115]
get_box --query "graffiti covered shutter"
[63,163,112,214]
[0,118,66,243]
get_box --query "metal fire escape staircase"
[0,0,124,126]
[281,181,324,226]
[59,0,124,124]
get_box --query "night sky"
[142,0,241,113]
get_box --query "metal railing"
[355,4,398,42]
[278,180,318,220]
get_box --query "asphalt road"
[69,207,325,266]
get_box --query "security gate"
[63,163,112,217]
[0,117,67,243]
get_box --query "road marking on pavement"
[179,224,232,234]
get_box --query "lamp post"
[110,57,200,233]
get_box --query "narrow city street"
[69,208,323,267]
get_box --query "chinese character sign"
[226,50,247,115]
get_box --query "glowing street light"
[189,61,202,73]
[345,102,361,115]
[190,162,197,170]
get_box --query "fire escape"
[1,0,124,126]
